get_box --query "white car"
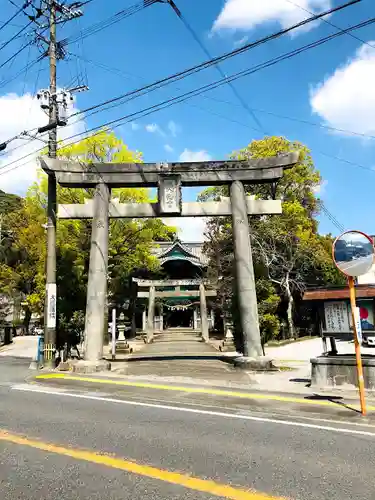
[362,335,375,346]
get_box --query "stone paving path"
[111,330,253,386]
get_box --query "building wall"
[357,264,375,285]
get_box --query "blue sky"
[0,0,374,240]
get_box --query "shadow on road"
[304,393,361,414]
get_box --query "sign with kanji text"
[354,307,363,344]
[324,301,350,333]
[46,283,57,328]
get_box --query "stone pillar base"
[115,341,133,354]
[233,356,276,371]
[56,361,71,371]
[72,360,111,374]
[311,355,375,390]
[219,339,236,352]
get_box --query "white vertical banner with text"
[46,283,57,329]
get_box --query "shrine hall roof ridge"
[152,240,208,266]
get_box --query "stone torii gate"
[40,154,298,371]
[133,278,218,343]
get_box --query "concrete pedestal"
[233,356,276,371]
[219,322,236,352]
[72,360,111,374]
[116,325,132,354]
[311,355,375,390]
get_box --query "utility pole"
[41,1,85,367]
[44,0,58,368]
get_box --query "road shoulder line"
[34,373,375,411]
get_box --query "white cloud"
[212,0,331,33]
[313,179,328,196]
[233,35,248,48]
[163,217,207,242]
[130,122,140,131]
[179,149,212,162]
[0,92,85,195]
[145,123,165,136]
[310,43,375,136]
[164,144,174,153]
[168,120,179,137]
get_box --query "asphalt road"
[2,358,375,500]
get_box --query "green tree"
[202,136,341,341]
[0,189,22,214]
[3,130,175,339]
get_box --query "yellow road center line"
[35,373,373,411]
[0,430,283,500]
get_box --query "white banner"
[354,307,362,343]
[46,283,57,329]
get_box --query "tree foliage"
[0,130,175,341]
[202,136,343,343]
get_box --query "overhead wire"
[0,54,43,89]
[67,0,362,120]
[69,49,375,141]
[59,0,159,47]
[283,0,374,50]
[165,0,267,134]
[68,16,375,134]
[1,12,375,175]
[1,0,29,33]
[68,50,263,134]
[281,0,370,233]
[0,18,33,53]
[1,0,353,154]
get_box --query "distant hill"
[0,190,22,214]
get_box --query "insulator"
[36,90,50,110]
[57,102,68,126]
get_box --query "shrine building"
[133,240,218,339]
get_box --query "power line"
[196,99,375,141]
[166,0,267,134]
[59,0,159,47]
[0,18,33,53]
[71,49,375,142]
[1,0,30,33]
[0,35,33,70]
[68,50,263,134]
[68,0,361,120]
[320,203,345,233]
[70,16,375,131]
[0,55,43,89]
[1,12,374,177]
[284,0,374,50]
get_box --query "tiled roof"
[152,241,209,266]
[303,284,375,300]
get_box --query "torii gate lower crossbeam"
[40,154,298,370]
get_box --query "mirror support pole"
[348,276,367,416]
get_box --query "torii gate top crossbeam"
[39,153,299,188]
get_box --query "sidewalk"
[96,335,375,398]
[0,336,38,359]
